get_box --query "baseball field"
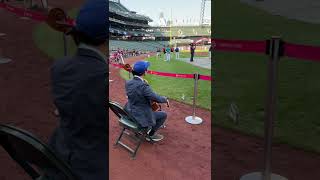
[119,54,212,110]
[214,0,320,152]
[33,8,212,111]
[213,0,320,179]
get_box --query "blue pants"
[152,111,167,133]
[190,52,194,61]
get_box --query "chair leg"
[131,133,145,159]
[115,128,153,159]
[114,127,126,146]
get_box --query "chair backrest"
[0,124,78,180]
[108,101,142,128]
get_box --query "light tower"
[200,0,211,26]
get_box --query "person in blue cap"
[124,61,169,142]
[45,0,108,180]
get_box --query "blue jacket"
[124,77,167,127]
[48,47,108,180]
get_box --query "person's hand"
[54,109,60,117]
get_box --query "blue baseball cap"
[133,61,150,75]
[75,0,108,41]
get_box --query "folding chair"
[0,124,78,180]
[109,101,153,159]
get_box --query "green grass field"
[119,55,211,110]
[214,0,320,152]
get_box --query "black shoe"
[146,133,164,142]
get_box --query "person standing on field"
[175,46,180,59]
[165,45,171,62]
[190,43,196,62]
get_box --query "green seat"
[119,117,138,129]
[0,124,78,180]
[109,101,153,159]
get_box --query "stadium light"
[200,0,211,26]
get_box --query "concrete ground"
[177,57,212,69]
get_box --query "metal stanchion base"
[0,58,12,64]
[185,116,203,125]
[20,17,30,20]
[240,172,288,180]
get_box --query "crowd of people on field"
[156,43,213,62]
[110,42,214,65]
[156,45,181,62]
[109,48,150,64]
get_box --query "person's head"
[72,0,108,53]
[132,61,150,77]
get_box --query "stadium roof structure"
[151,26,212,37]
[109,0,153,22]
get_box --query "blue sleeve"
[141,84,167,103]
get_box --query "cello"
[123,63,169,111]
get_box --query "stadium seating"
[109,1,152,22]
[151,26,211,37]
[109,1,211,40]
[110,40,169,52]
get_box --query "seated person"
[124,61,169,142]
[45,0,108,179]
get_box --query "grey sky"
[119,0,211,26]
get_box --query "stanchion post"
[63,33,67,56]
[240,37,287,180]
[20,0,31,20]
[192,73,199,118]
[185,73,203,125]
[263,37,280,180]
